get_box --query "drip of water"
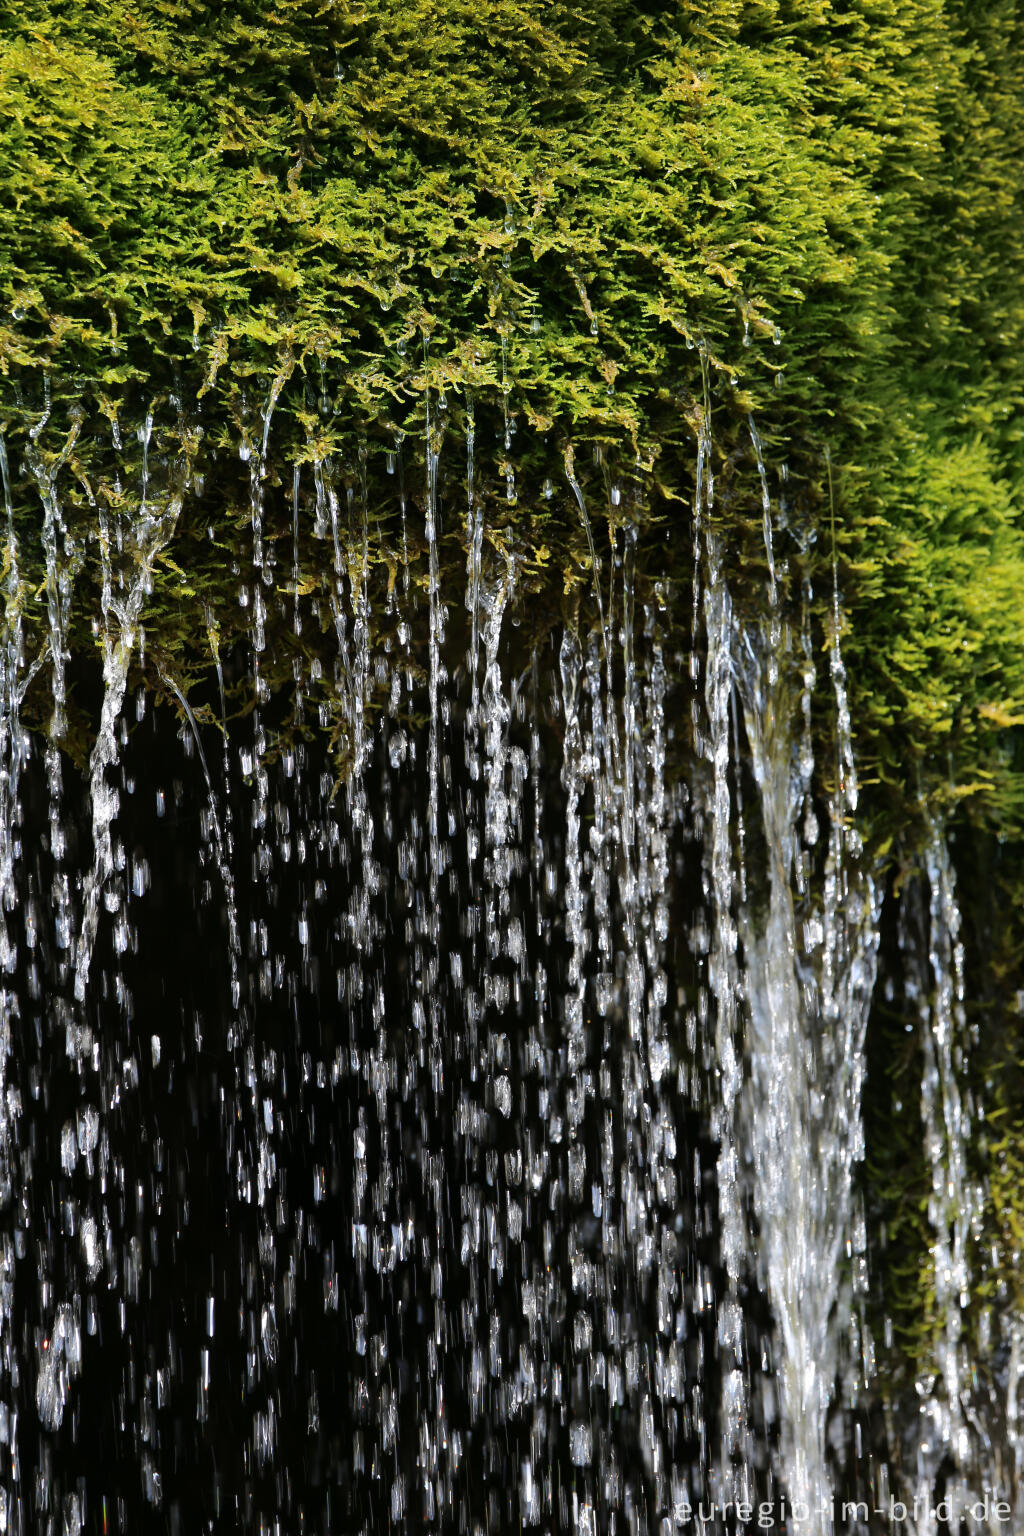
[73,468,183,1008]
[28,411,82,743]
[701,531,757,1508]
[0,434,25,1477]
[564,447,609,669]
[748,415,776,609]
[749,415,780,690]
[425,380,447,919]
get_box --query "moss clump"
[1,0,1024,1428]
[1,0,1022,825]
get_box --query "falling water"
[0,377,1013,1535]
[900,825,986,1530]
[737,600,879,1528]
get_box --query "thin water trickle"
[73,478,183,1009]
[903,824,986,1531]
[700,529,757,1511]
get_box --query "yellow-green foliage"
[1,0,1022,826]
[1,0,1024,1387]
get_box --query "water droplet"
[570,1421,592,1466]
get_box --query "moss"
[1,0,1024,1416]
[0,0,1020,827]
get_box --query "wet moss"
[1,0,1021,831]
[1,0,1024,1414]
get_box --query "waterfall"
[697,433,881,1527]
[737,602,879,1528]
[0,382,1012,1534]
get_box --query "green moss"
[0,0,1021,827]
[1,0,1024,1404]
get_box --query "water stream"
[0,394,1014,1535]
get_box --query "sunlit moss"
[1,0,1024,1394]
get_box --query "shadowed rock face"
[0,0,1023,1527]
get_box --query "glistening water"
[0,395,1016,1535]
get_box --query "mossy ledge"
[2,0,1024,1401]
